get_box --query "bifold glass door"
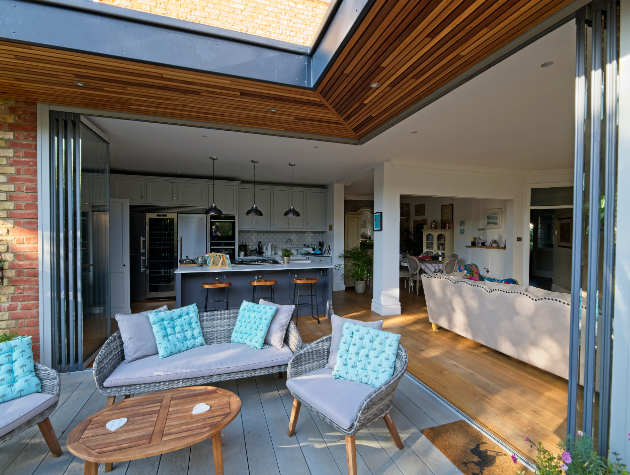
[50,112,110,372]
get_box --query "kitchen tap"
[286,238,292,246]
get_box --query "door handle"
[140,236,145,254]
[141,256,145,272]
[178,237,183,260]
[123,264,127,267]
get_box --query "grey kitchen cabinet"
[306,190,327,231]
[146,180,177,206]
[309,255,332,265]
[238,186,271,229]
[210,183,238,215]
[177,181,207,207]
[111,177,146,205]
[272,189,305,230]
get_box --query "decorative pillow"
[458,263,481,281]
[149,304,205,358]
[116,305,168,363]
[0,336,41,404]
[482,276,520,285]
[259,299,295,349]
[332,321,401,388]
[231,301,277,350]
[326,314,383,369]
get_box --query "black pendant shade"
[284,163,300,217]
[205,157,223,216]
[246,160,263,217]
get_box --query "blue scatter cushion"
[0,336,41,404]
[148,304,205,358]
[332,321,401,389]
[231,301,277,350]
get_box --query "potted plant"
[0,330,19,343]
[281,248,293,264]
[335,246,373,293]
[491,239,499,248]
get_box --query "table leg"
[84,461,98,475]
[105,462,113,472]
[212,431,224,475]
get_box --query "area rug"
[421,420,531,475]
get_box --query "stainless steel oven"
[208,215,236,262]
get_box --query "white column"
[610,0,630,460]
[371,161,401,315]
[326,182,346,291]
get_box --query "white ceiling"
[89,21,575,194]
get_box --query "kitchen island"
[175,261,334,318]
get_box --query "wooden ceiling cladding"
[0,0,572,140]
[0,41,358,140]
[317,0,574,138]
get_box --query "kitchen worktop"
[175,261,334,273]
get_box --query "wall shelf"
[465,246,506,250]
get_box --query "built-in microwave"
[208,215,236,242]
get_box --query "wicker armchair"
[286,335,408,475]
[0,363,62,457]
[93,309,302,406]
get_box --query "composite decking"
[0,370,469,475]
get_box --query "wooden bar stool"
[202,279,231,311]
[250,277,277,303]
[292,277,319,325]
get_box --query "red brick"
[0,303,18,311]
[25,185,37,193]
[7,244,38,252]
[19,302,39,310]
[10,310,38,319]
[24,270,38,277]
[11,294,39,302]
[8,211,37,218]
[24,286,39,293]
[24,203,38,210]
[22,167,37,176]
[9,260,38,268]
[14,133,37,141]
[24,220,38,228]
[8,176,37,184]
[8,193,37,202]
[10,277,38,286]
[7,106,37,115]
[20,116,37,124]
[9,227,37,236]
[8,140,37,150]
[8,123,36,132]
[8,158,37,167]
[24,253,38,260]
[24,319,39,327]
[16,327,39,336]
[24,236,38,244]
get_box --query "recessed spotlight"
[202,134,208,137]
[345,182,352,186]
[314,146,319,149]
[370,82,380,88]
[74,81,86,87]
[411,131,418,134]
[269,108,277,113]
[177,171,181,174]
[125,167,129,170]
[541,61,554,68]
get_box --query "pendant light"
[284,163,301,217]
[246,160,263,217]
[205,157,223,216]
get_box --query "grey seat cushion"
[286,368,374,430]
[0,393,58,438]
[326,314,383,368]
[104,343,294,388]
[115,305,168,363]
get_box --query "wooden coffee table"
[67,386,241,475]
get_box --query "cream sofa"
[422,273,585,380]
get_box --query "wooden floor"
[0,369,469,475]
[294,287,568,461]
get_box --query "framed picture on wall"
[484,208,502,229]
[415,203,425,216]
[374,212,382,231]
[441,204,453,223]
[557,217,572,248]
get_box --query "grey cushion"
[286,368,374,429]
[259,299,295,348]
[0,393,58,438]
[104,343,293,388]
[115,305,168,363]
[326,314,383,368]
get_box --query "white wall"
[326,183,345,291]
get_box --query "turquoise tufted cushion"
[149,304,205,358]
[0,336,41,404]
[231,301,277,350]
[332,321,401,388]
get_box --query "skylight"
[96,0,334,46]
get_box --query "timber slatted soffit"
[0,0,573,141]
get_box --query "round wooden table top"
[250,279,277,286]
[67,386,241,464]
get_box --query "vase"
[354,280,367,293]
[283,257,290,264]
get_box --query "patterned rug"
[421,420,531,475]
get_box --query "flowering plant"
[515,432,628,475]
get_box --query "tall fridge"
[145,213,178,298]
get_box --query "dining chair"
[406,256,421,294]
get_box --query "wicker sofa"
[94,309,302,405]
[0,363,62,457]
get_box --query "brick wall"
[0,99,39,361]
[97,0,331,46]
